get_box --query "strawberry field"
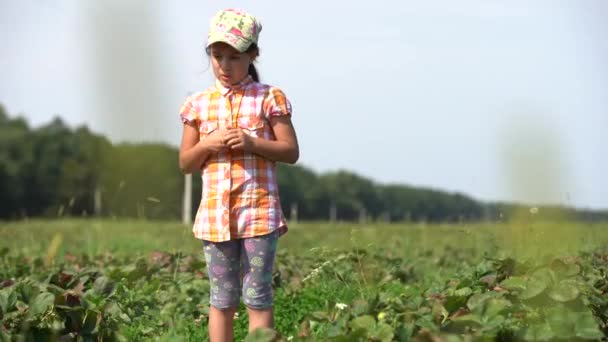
[1,219,608,341]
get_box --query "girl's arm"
[179,123,209,174]
[252,116,299,164]
[224,116,299,164]
[179,123,229,173]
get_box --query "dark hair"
[206,43,260,82]
[248,64,259,82]
[245,44,260,82]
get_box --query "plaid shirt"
[180,76,290,242]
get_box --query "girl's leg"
[203,240,241,341]
[240,230,279,332]
[246,306,273,333]
[208,306,237,342]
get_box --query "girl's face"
[209,43,255,87]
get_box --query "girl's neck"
[216,75,253,93]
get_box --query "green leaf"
[475,259,496,275]
[325,334,352,342]
[0,293,5,314]
[550,259,580,278]
[452,314,482,325]
[432,301,449,324]
[546,308,575,339]
[499,276,527,292]
[15,301,28,313]
[19,281,40,304]
[82,310,100,334]
[326,322,347,338]
[444,295,467,313]
[371,322,394,342]
[467,292,495,312]
[0,288,14,313]
[523,321,554,341]
[93,276,114,296]
[416,315,438,331]
[574,311,603,340]
[563,264,580,278]
[27,292,55,319]
[481,315,505,333]
[484,298,511,317]
[454,287,473,297]
[106,302,131,323]
[449,313,483,333]
[244,327,282,341]
[311,310,330,321]
[520,276,547,300]
[1,329,11,342]
[444,336,466,342]
[531,267,555,283]
[548,279,580,302]
[350,315,375,331]
[351,299,369,316]
[51,319,64,332]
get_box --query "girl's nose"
[220,59,230,71]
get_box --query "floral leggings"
[203,230,278,310]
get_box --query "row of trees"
[1,105,606,222]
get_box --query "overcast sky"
[1,0,607,209]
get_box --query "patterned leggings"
[203,230,279,310]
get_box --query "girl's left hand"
[224,127,254,152]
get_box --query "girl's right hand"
[201,129,229,153]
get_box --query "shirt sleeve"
[263,87,292,119]
[179,95,200,125]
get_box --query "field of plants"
[1,218,608,341]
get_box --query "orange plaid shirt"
[179,76,290,242]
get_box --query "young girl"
[178,8,299,342]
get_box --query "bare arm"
[179,123,230,173]
[224,115,299,164]
[179,123,208,174]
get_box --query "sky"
[1,0,607,210]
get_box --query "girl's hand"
[224,127,254,152]
[202,129,230,153]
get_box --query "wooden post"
[358,207,367,224]
[329,202,337,222]
[182,173,192,225]
[290,202,298,223]
[94,187,102,216]
[380,211,390,223]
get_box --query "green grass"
[1,218,607,261]
[2,218,608,341]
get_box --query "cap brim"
[207,33,248,52]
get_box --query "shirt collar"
[215,75,254,96]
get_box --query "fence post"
[182,173,192,225]
[94,187,102,216]
[359,207,367,224]
[290,202,298,223]
[329,202,337,223]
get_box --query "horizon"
[2,106,605,213]
[1,1,607,210]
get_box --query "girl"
[178,8,299,342]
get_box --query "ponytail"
[248,63,260,82]
[245,43,260,82]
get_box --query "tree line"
[1,105,606,222]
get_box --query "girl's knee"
[242,282,273,308]
[210,304,239,314]
[245,302,273,311]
